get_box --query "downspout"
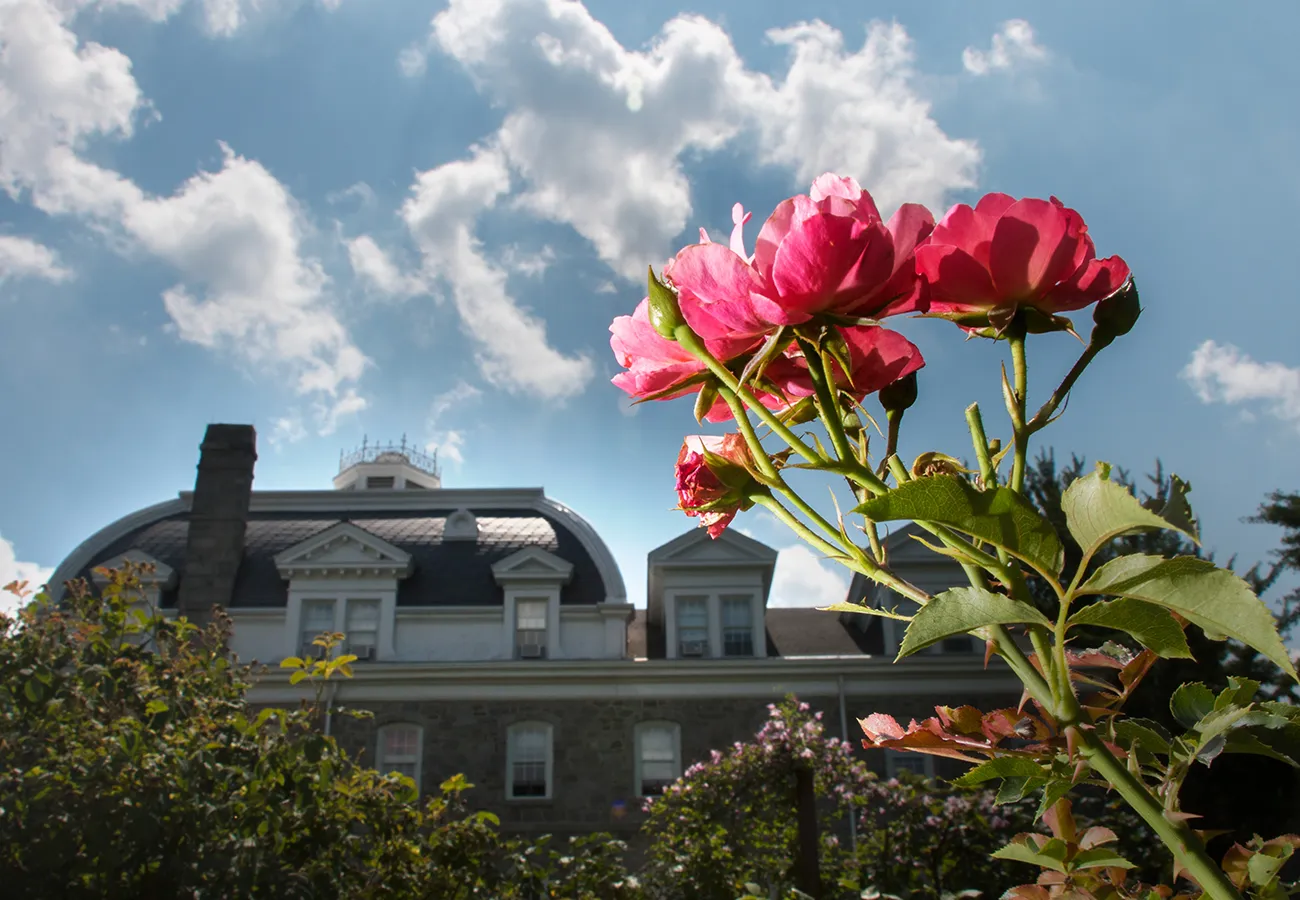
[837,674,858,852]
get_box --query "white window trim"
[663,589,765,659]
[633,721,682,798]
[506,721,554,801]
[885,749,935,779]
[285,583,397,661]
[376,723,424,792]
[501,589,561,660]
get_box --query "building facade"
[49,424,1021,844]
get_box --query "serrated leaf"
[1062,465,1199,559]
[1114,719,1171,754]
[1072,848,1135,870]
[289,670,309,685]
[1078,554,1298,682]
[279,656,304,669]
[1036,781,1074,822]
[816,602,913,622]
[1067,598,1192,659]
[854,475,1063,574]
[898,587,1051,658]
[1247,851,1285,887]
[1170,682,1215,729]
[1223,730,1300,768]
[953,756,1047,786]
[992,837,1070,874]
[1216,677,1260,710]
[144,700,168,716]
[996,776,1041,804]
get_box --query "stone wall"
[328,689,1019,848]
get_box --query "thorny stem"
[885,409,903,465]
[1008,334,1030,493]
[1026,341,1103,435]
[964,404,997,488]
[1069,724,1245,900]
[801,335,855,466]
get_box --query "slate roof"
[627,608,884,659]
[82,508,606,608]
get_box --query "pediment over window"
[91,549,177,588]
[648,528,778,566]
[491,547,574,585]
[274,522,413,579]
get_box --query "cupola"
[333,436,442,490]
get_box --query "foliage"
[615,173,1300,900]
[640,698,1158,900]
[0,567,638,900]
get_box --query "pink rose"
[667,174,935,339]
[610,299,760,402]
[915,193,1131,329]
[766,325,925,403]
[675,433,757,538]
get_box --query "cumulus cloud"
[768,545,849,608]
[0,534,52,618]
[423,0,978,280]
[1182,340,1300,430]
[962,19,1048,76]
[1,0,367,430]
[347,234,426,297]
[399,145,593,399]
[425,379,482,466]
[0,234,72,283]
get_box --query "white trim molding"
[663,589,765,660]
[274,522,413,580]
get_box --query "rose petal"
[1044,255,1132,312]
[989,198,1088,302]
[669,243,778,340]
[915,244,1000,313]
[769,213,875,317]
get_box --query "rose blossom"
[915,193,1130,329]
[766,325,924,403]
[674,433,758,538]
[667,173,935,340]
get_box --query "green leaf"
[992,837,1069,874]
[1113,719,1171,755]
[279,656,304,669]
[1066,598,1192,659]
[1170,682,1216,729]
[898,587,1051,659]
[1062,464,1199,559]
[815,602,912,622]
[1247,851,1286,887]
[854,475,1064,575]
[953,756,1047,787]
[1078,554,1298,682]
[1216,677,1260,710]
[996,776,1041,804]
[144,700,168,716]
[288,670,309,686]
[1036,781,1074,822]
[1072,849,1136,871]
[1223,730,1300,768]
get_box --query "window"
[366,475,395,489]
[507,723,553,799]
[676,596,708,656]
[299,599,335,657]
[377,724,422,791]
[345,599,380,658]
[515,599,548,659]
[885,750,934,779]
[635,723,681,797]
[721,595,754,657]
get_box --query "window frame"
[299,597,337,658]
[344,597,382,658]
[634,721,682,798]
[720,594,755,658]
[675,595,709,656]
[885,749,934,779]
[514,597,549,658]
[663,590,764,659]
[376,723,424,793]
[506,721,554,801]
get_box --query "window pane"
[510,726,549,797]
[640,727,675,762]
[347,599,380,628]
[384,727,418,759]
[300,600,335,654]
[676,597,707,629]
[639,725,679,796]
[722,595,753,657]
[516,599,548,631]
[889,753,929,776]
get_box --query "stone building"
[49,424,1020,845]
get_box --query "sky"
[2,0,1299,630]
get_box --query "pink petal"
[668,243,778,340]
[989,198,1089,302]
[768,213,871,317]
[915,244,1000,313]
[609,299,695,366]
[839,326,925,396]
[1043,255,1131,312]
[809,173,863,202]
[974,192,1016,219]
[842,202,934,316]
[930,198,1001,268]
[753,195,818,282]
[729,203,752,259]
[827,220,895,315]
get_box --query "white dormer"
[274,522,414,661]
[91,549,177,610]
[444,508,479,541]
[647,529,777,659]
[493,547,573,661]
[333,437,441,491]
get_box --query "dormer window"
[515,598,548,659]
[345,599,380,659]
[676,596,708,657]
[722,595,755,657]
[300,599,335,657]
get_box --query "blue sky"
[2,0,1299,630]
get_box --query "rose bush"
[612,173,1300,900]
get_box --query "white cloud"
[313,387,368,436]
[400,145,593,399]
[962,19,1047,76]
[326,180,377,208]
[1,1,368,425]
[425,379,481,466]
[346,234,427,297]
[0,534,53,618]
[397,44,428,78]
[0,234,72,283]
[422,0,979,280]
[269,414,309,446]
[768,544,849,608]
[1182,340,1300,430]
[502,244,556,279]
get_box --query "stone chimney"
[177,424,257,622]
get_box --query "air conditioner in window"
[518,643,546,659]
[679,640,706,657]
[351,645,376,661]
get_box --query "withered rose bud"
[878,371,919,414]
[675,433,761,538]
[1091,279,1141,347]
